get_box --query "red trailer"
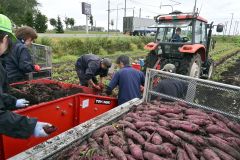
[0,79,117,159]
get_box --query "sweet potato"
[156,127,182,145]
[103,133,110,150]
[161,143,176,152]
[226,137,240,146]
[187,143,198,155]
[143,151,167,160]
[186,115,210,121]
[144,142,173,156]
[126,113,141,120]
[124,117,134,122]
[92,125,117,139]
[128,139,144,160]
[139,126,156,132]
[125,154,136,160]
[164,113,184,119]
[185,108,208,117]
[187,118,212,126]
[207,136,240,159]
[227,121,240,135]
[211,147,236,160]
[206,125,238,137]
[184,143,198,160]
[88,138,99,149]
[158,107,182,114]
[158,115,172,121]
[139,131,151,140]
[211,112,230,124]
[111,135,126,147]
[143,110,159,116]
[151,133,162,145]
[158,119,168,127]
[122,145,130,154]
[175,130,206,146]
[169,120,199,132]
[125,128,145,145]
[119,120,137,130]
[135,122,158,129]
[202,148,220,160]
[110,146,127,160]
[176,148,190,160]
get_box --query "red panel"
[132,64,141,71]
[2,97,76,159]
[78,95,118,124]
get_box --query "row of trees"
[49,17,75,33]
[0,0,76,33]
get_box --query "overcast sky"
[38,0,240,33]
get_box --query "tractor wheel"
[143,51,158,73]
[188,54,202,78]
[207,62,214,79]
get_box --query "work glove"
[33,122,51,138]
[34,65,41,72]
[16,99,29,108]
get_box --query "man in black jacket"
[4,26,40,83]
[0,14,52,138]
[75,54,112,90]
[153,64,188,101]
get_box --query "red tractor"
[143,11,223,78]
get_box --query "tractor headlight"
[158,48,163,55]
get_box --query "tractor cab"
[144,11,223,78]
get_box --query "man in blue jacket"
[4,26,40,83]
[106,55,145,105]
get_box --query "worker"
[4,26,41,83]
[106,55,145,105]
[0,14,52,138]
[152,64,188,102]
[75,54,112,90]
[172,27,182,42]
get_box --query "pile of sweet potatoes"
[68,101,240,160]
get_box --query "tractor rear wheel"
[188,54,202,78]
[143,51,158,73]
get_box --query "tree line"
[0,0,75,33]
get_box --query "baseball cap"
[0,14,17,42]
[102,58,112,68]
[161,63,176,73]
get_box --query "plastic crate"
[0,79,117,159]
[132,63,141,71]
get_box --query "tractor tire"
[179,54,202,78]
[142,51,158,73]
[201,59,214,79]
[188,54,202,78]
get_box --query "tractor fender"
[144,42,158,51]
[179,44,206,61]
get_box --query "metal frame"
[9,98,142,160]
[143,68,240,119]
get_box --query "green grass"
[45,30,118,34]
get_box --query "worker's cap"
[161,63,176,73]
[102,58,112,68]
[0,14,17,42]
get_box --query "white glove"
[16,99,29,108]
[33,122,51,137]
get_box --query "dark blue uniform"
[0,56,37,139]
[75,54,108,86]
[107,66,145,105]
[172,34,182,42]
[153,79,188,102]
[4,40,35,83]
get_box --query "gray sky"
[38,0,240,33]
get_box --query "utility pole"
[124,0,127,17]
[233,21,237,36]
[133,8,135,17]
[235,21,239,35]
[193,0,197,13]
[224,21,228,35]
[108,0,110,34]
[139,8,141,18]
[229,13,234,35]
[116,4,119,32]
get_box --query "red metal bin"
[0,79,117,159]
